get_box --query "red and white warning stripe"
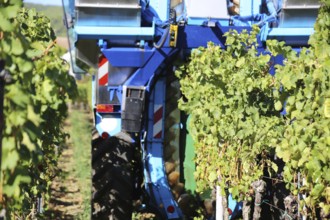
[98,55,109,86]
[153,104,163,139]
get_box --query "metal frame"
[66,0,320,218]
[144,77,183,219]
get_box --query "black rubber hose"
[153,26,170,49]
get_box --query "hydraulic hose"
[153,9,176,49]
[153,26,170,49]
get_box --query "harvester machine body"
[62,0,319,218]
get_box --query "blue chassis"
[65,0,316,217]
[93,22,311,219]
[97,25,246,218]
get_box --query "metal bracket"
[122,86,146,132]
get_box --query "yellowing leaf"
[275,101,282,111]
[324,98,330,118]
[208,171,218,183]
[22,133,36,151]
[235,57,245,68]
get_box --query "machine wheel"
[92,131,134,220]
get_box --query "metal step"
[282,0,320,9]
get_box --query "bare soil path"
[45,144,83,219]
[45,108,92,219]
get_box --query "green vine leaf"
[177,26,283,202]
[1,5,77,217]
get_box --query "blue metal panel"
[75,25,155,40]
[187,18,229,26]
[177,25,226,49]
[279,9,318,28]
[239,0,253,25]
[145,77,183,219]
[102,48,154,67]
[177,24,253,49]
[252,0,262,15]
[216,22,253,36]
[268,28,314,36]
[269,54,284,76]
[124,48,178,87]
[268,28,314,46]
[228,194,243,219]
[149,0,170,22]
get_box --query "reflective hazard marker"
[153,104,163,139]
[98,55,109,86]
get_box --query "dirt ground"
[45,108,91,220]
[45,144,84,219]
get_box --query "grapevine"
[0,1,77,218]
[176,26,283,216]
[268,0,330,217]
[177,1,330,219]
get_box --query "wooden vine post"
[252,180,266,220]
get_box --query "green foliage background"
[176,26,282,201]
[0,0,77,218]
[269,0,330,215]
[25,3,66,38]
[177,1,330,218]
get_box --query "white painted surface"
[216,185,224,220]
[186,0,229,19]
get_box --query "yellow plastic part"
[169,24,178,47]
